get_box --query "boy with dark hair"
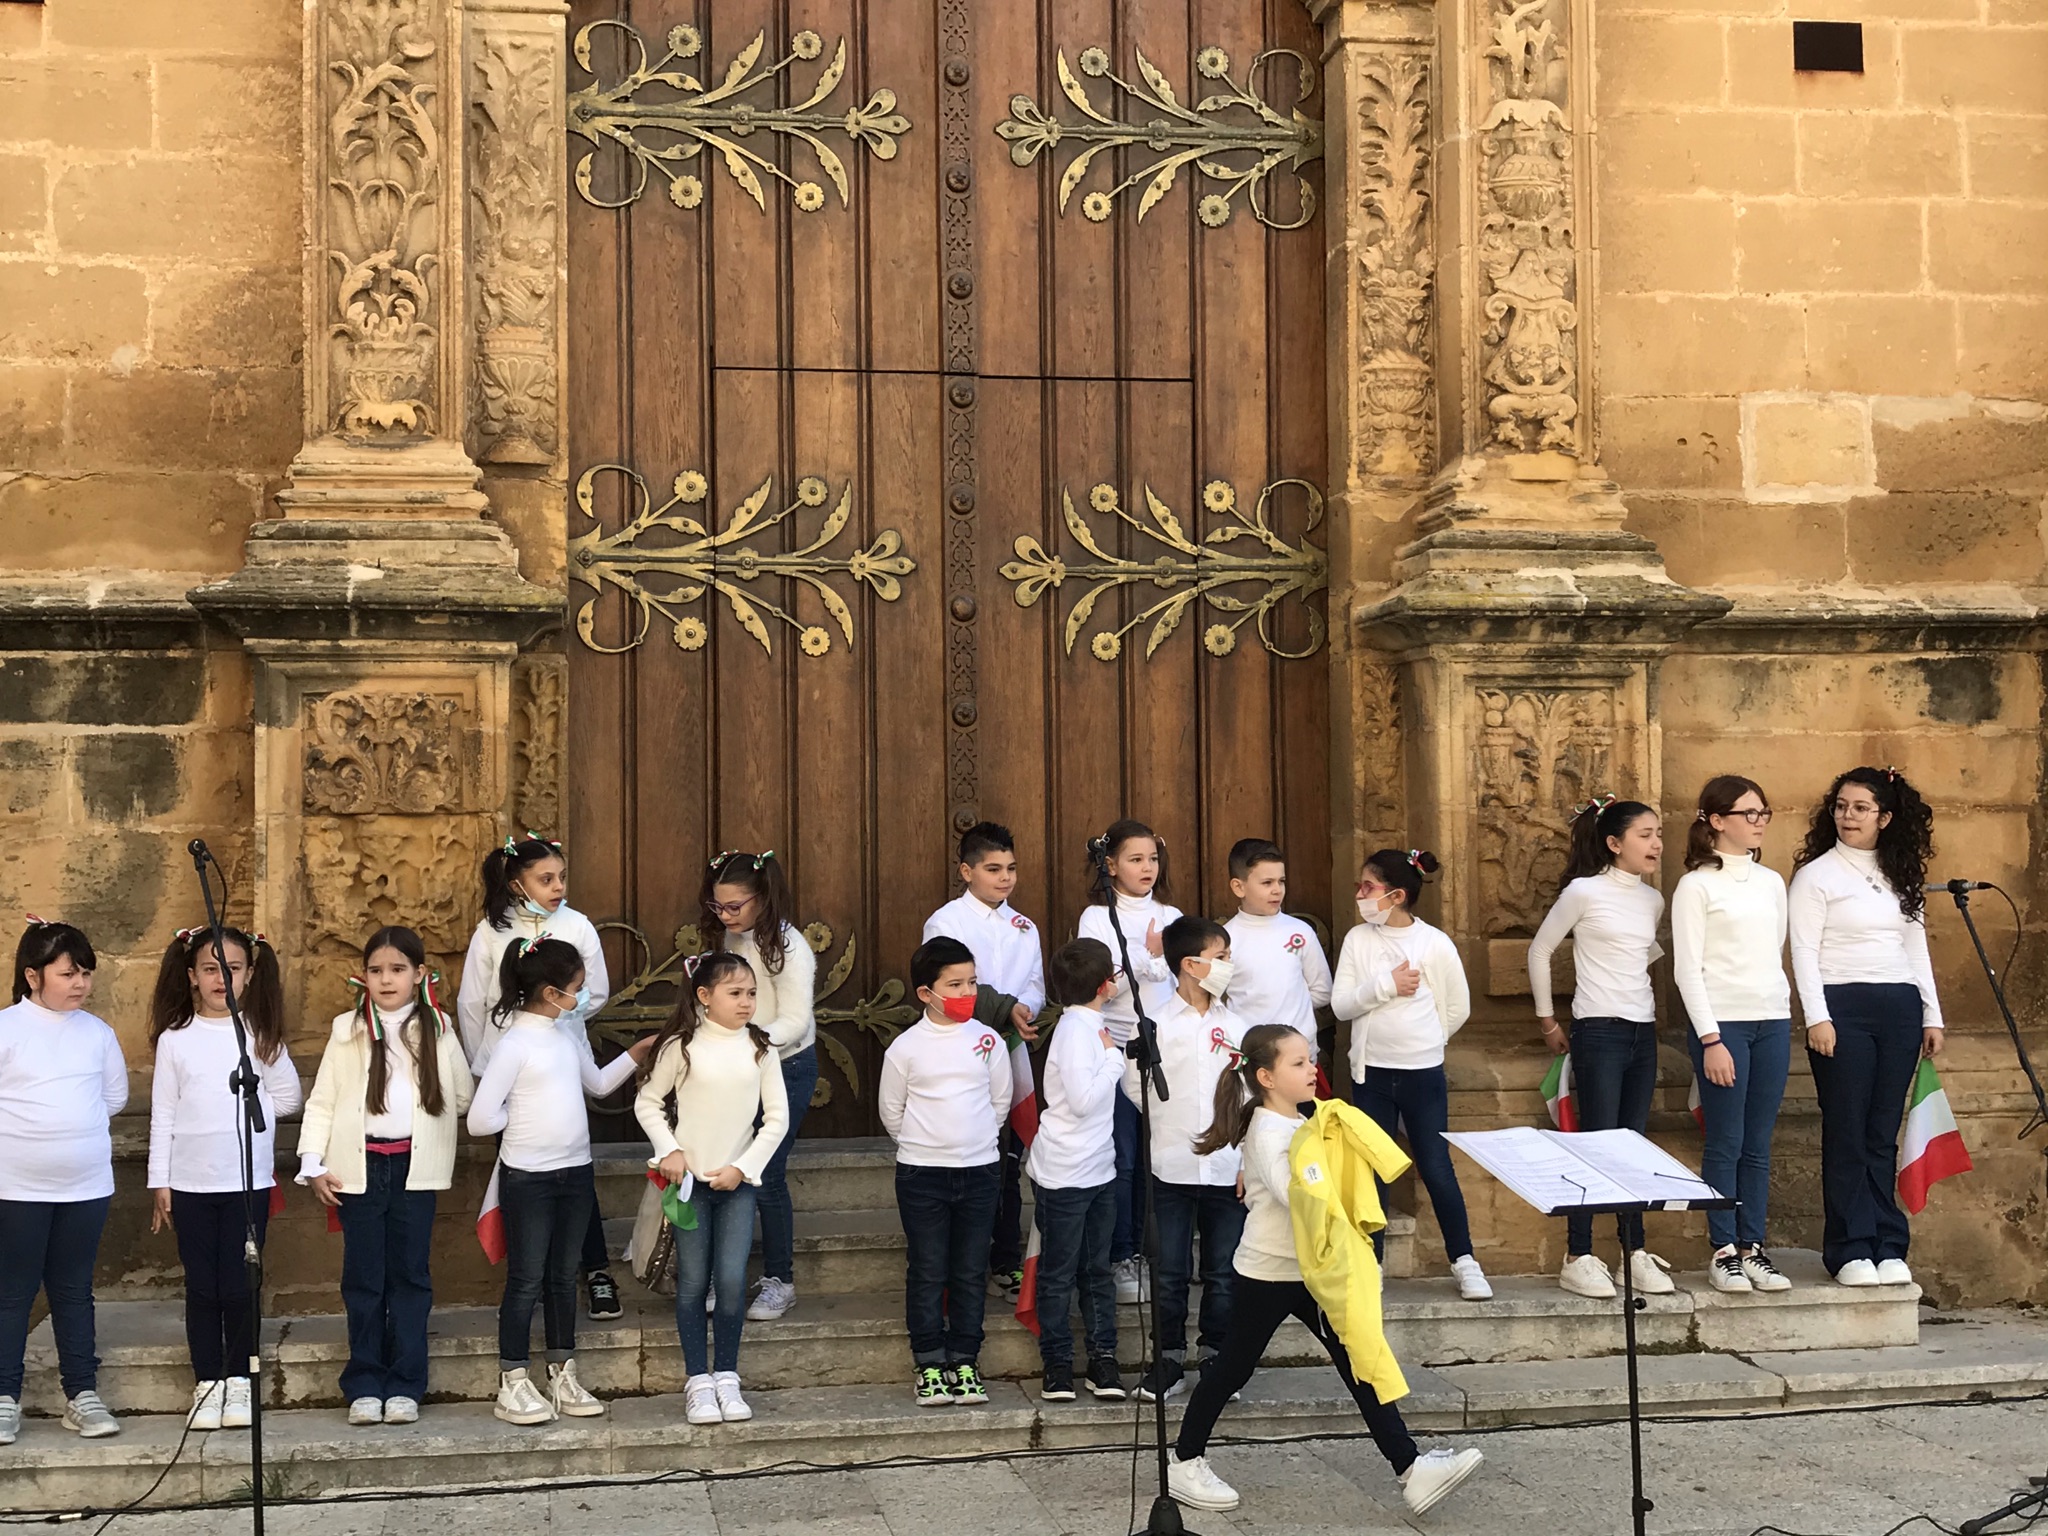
[1224,838,1332,1062]
[880,938,1013,1407]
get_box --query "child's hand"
[309,1172,345,1207]
[1144,921,1163,958]
[150,1187,173,1234]
[657,1151,690,1184]
[704,1165,744,1192]
[1391,960,1421,997]
[1234,1172,1246,1203]
[1099,1026,1113,1050]
[626,1034,656,1064]
[1011,1002,1040,1043]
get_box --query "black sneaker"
[914,1366,950,1407]
[987,1267,1022,1303]
[946,1363,988,1405]
[1135,1358,1185,1403]
[585,1270,623,1320]
[1085,1357,1126,1400]
[1040,1363,1076,1402]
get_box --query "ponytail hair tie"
[508,936,531,960]
[1883,765,1899,783]
[520,830,563,851]
[1406,849,1426,872]
[1572,793,1618,820]
[251,931,270,949]
[173,926,206,945]
[345,975,386,1042]
[24,913,49,928]
[418,970,451,1036]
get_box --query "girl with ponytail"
[146,927,302,1430]
[297,927,475,1428]
[1527,796,1676,1301]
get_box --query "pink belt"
[365,1139,413,1156]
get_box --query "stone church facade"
[1,0,2043,1305]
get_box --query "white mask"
[1196,957,1234,999]
[1357,896,1393,926]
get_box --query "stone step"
[594,1137,903,1215]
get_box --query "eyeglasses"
[1718,808,1773,826]
[708,897,755,918]
[1833,801,1879,818]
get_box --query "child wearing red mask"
[878,937,1013,1408]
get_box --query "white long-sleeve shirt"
[467,1010,637,1171]
[1233,1106,1304,1283]
[725,923,817,1061]
[1332,917,1471,1074]
[878,1014,1012,1168]
[923,893,1047,1019]
[0,1001,128,1201]
[1788,844,1944,1029]
[147,1017,303,1191]
[1223,910,1332,1060]
[1120,992,1246,1186]
[633,1023,790,1185]
[1076,892,1183,1046]
[1671,858,1792,1037]
[1025,1003,1122,1190]
[1527,868,1666,1022]
[458,903,611,1068]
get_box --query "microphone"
[187,838,213,868]
[1924,879,1993,894]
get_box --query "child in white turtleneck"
[1222,838,1332,1063]
[147,927,301,1432]
[1074,819,1182,1294]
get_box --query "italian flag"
[1009,1043,1039,1145]
[1541,1054,1578,1131]
[1015,1219,1043,1336]
[1689,1075,1705,1129]
[476,1161,506,1264]
[1898,1058,1972,1215]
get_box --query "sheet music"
[1445,1125,1730,1214]
[1551,1129,1724,1200]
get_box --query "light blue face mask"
[521,897,551,918]
[573,986,591,1015]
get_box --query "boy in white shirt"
[922,821,1045,1305]
[1122,916,1248,1403]
[879,937,1013,1409]
[1024,939,1126,1404]
[1223,838,1333,1065]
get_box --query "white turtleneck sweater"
[724,923,818,1061]
[467,1009,638,1171]
[1788,844,1944,1030]
[1076,891,1183,1046]
[1223,909,1332,1058]
[1332,916,1470,1073]
[458,902,611,1069]
[1527,867,1666,1023]
[1670,856,1792,1037]
[148,1016,303,1191]
[879,1014,1014,1167]
[633,1021,790,1184]
[0,1001,128,1201]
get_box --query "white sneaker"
[63,1391,120,1438]
[713,1371,753,1422]
[1559,1253,1616,1298]
[547,1358,605,1418]
[493,1368,556,1425]
[382,1396,419,1425]
[1167,1453,1240,1512]
[0,1396,18,1446]
[1113,1257,1150,1304]
[1628,1250,1677,1295]
[1403,1447,1484,1515]
[1741,1249,1792,1292]
[747,1277,796,1321]
[1875,1258,1915,1286]
[1835,1259,1880,1287]
[684,1373,722,1425]
[705,1281,716,1316]
[347,1396,384,1425]
[187,1380,224,1431]
[220,1376,252,1429]
[1708,1246,1752,1293]
[1450,1255,1493,1301]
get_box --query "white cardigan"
[298,1008,476,1193]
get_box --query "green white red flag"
[1897,1058,1972,1215]
[1541,1054,1578,1132]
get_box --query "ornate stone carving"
[471,28,559,465]
[1472,685,1612,936]
[1356,53,1434,478]
[302,813,484,957]
[1477,0,1579,454]
[302,690,469,815]
[511,656,565,835]
[326,0,445,441]
[1356,661,1404,847]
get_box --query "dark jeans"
[756,1045,818,1283]
[172,1189,271,1382]
[1352,1064,1474,1262]
[335,1150,436,1402]
[896,1161,999,1367]
[1111,1090,1144,1263]
[0,1195,110,1399]
[1809,983,1923,1272]
[1176,1275,1417,1474]
[497,1161,596,1368]
[581,1202,608,1274]
[1567,1017,1659,1255]
[991,1120,1026,1275]
[1150,1180,1245,1359]
[1688,1018,1791,1250]
[674,1182,757,1377]
[1030,1179,1116,1369]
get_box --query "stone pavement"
[79,1396,2048,1536]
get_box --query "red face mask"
[937,993,977,1024]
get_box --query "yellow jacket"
[1288,1099,1411,1403]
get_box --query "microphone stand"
[1087,842,1189,1536]
[1938,883,2048,1143]
[188,841,268,1536]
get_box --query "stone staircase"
[7,1138,2041,1514]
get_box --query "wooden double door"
[566,0,1331,1135]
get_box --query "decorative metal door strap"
[569,465,916,656]
[1000,479,1327,661]
[567,21,912,212]
[995,47,1322,229]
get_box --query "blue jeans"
[1688,1018,1791,1250]
[896,1162,999,1366]
[1567,1017,1659,1255]
[1809,983,1922,1273]
[1150,1181,1245,1359]
[1352,1064,1474,1262]
[172,1189,271,1382]
[756,1046,817,1283]
[336,1150,436,1402]
[496,1161,595,1368]
[1111,1091,1143,1263]
[1030,1179,1116,1369]
[674,1182,758,1377]
[0,1196,110,1399]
